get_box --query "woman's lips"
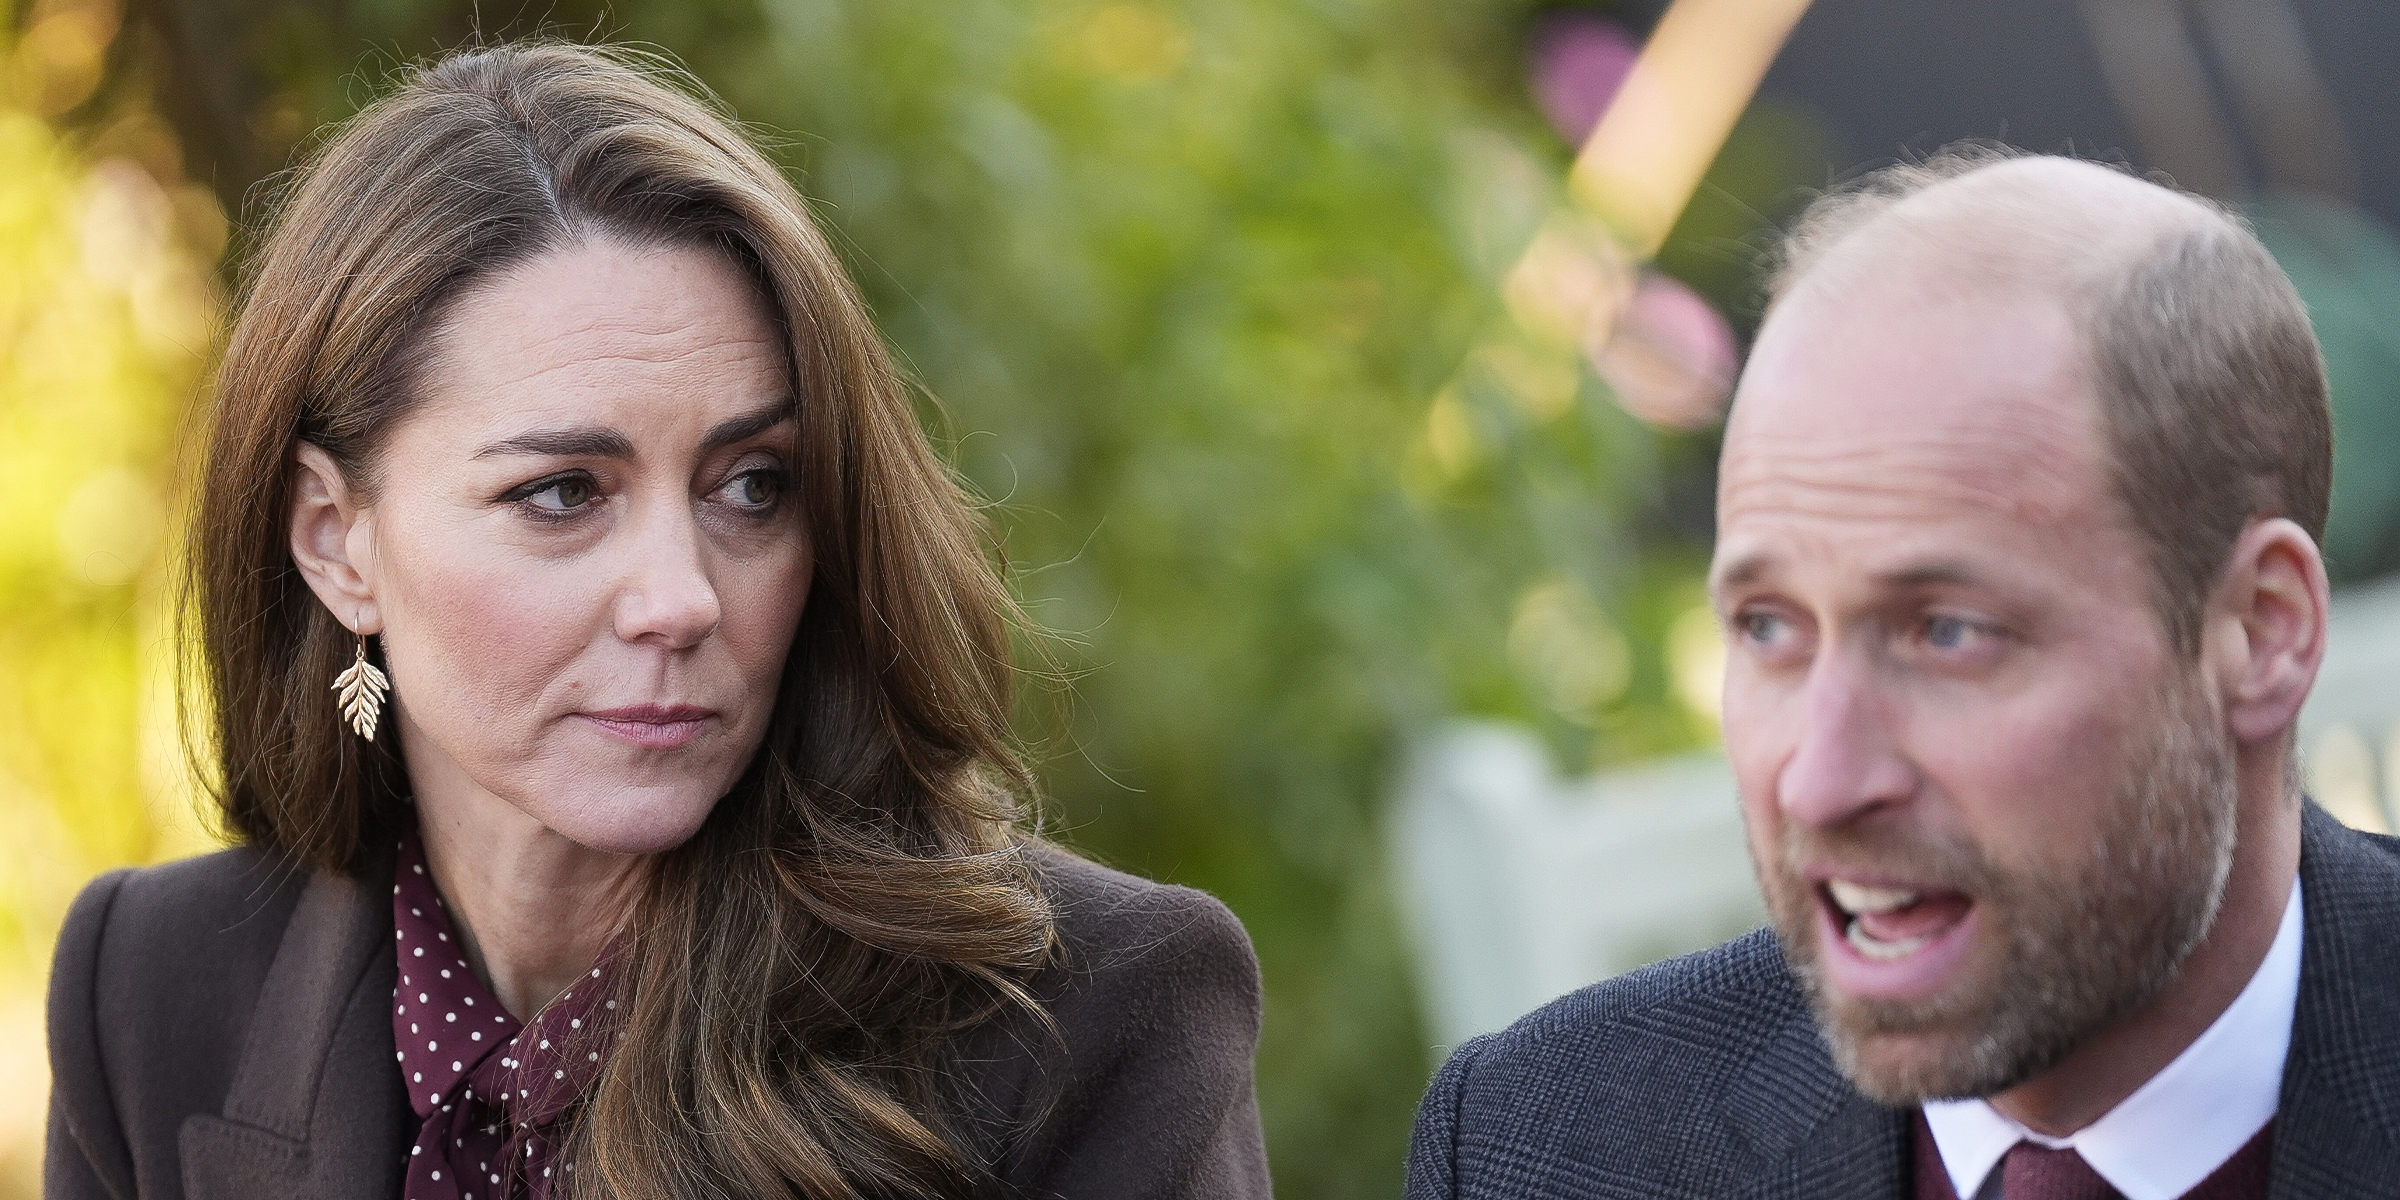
[1813,875,1979,1003]
[574,705,717,750]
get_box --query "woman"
[46,42,1270,1200]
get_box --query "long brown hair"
[190,41,1056,1197]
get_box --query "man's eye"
[1921,614,1996,653]
[1736,611,1786,645]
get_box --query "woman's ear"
[2207,516,2329,746]
[290,442,383,634]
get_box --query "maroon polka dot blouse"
[392,825,618,1200]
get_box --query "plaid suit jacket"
[1406,804,2400,1199]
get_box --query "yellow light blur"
[1568,0,1816,259]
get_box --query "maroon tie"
[2001,1142,2120,1200]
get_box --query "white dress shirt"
[1922,877,2302,1200]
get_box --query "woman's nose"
[1774,652,1919,830]
[612,506,723,649]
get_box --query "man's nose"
[612,504,723,650]
[1775,650,1918,829]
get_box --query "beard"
[1758,675,2241,1104]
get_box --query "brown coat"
[46,842,1271,1199]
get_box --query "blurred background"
[5,0,2400,1195]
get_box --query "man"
[1407,147,2400,1198]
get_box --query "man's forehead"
[1723,276,2106,523]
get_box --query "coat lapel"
[2267,804,2400,1197]
[180,852,407,1200]
[1720,986,1910,1199]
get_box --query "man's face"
[1710,266,2238,1102]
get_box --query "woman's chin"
[523,787,722,858]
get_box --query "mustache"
[1773,813,2007,902]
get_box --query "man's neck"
[1989,763,2302,1136]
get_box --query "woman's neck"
[412,779,649,1022]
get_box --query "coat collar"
[180,845,408,1200]
[2267,803,2400,1196]
[1719,998,1909,1197]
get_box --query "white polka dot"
[553,1069,565,1080]
[427,1040,437,1051]
[472,1032,482,1041]
[411,1145,421,1156]
[587,1051,598,1061]
[429,1170,440,1180]
[440,969,451,979]
[414,864,424,875]
[591,968,600,977]
[569,1019,581,1030]
[412,1072,422,1083]
[411,907,421,916]
[453,1060,463,1071]
[394,1051,404,1062]
[446,1012,457,1022]
[413,947,424,957]
[419,993,428,1002]
[464,996,475,1006]
[605,1000,616,1010]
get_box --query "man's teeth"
[1844,920,1931,962]
[1826,879,1920,916]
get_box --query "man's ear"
[2206,516,2329,746]
[290,442,382,635]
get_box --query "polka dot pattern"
[393,825,619,1200]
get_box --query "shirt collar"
[1922,875,2301,1200]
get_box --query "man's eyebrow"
[1873,562,1985,590]
[1709,551,1771,593]
[470,398,795,461]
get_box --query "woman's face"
[304,238,810,855]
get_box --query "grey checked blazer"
[1406,803,2400,1198]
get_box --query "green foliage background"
[1,0,1821,1192]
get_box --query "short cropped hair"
[1766,144,2332,658]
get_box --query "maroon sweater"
[1912,1109,2271,1200]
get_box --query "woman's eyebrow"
[473,427,635,460]
[470,398,794,461]
[699,397,798,454]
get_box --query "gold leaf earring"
[333,630,392,741]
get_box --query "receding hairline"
[1771,156,2236,320]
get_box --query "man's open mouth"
[1822,879,1974,962]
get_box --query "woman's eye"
[501,472,600,517]
[719,468,782,509]
[527,475,596,512]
